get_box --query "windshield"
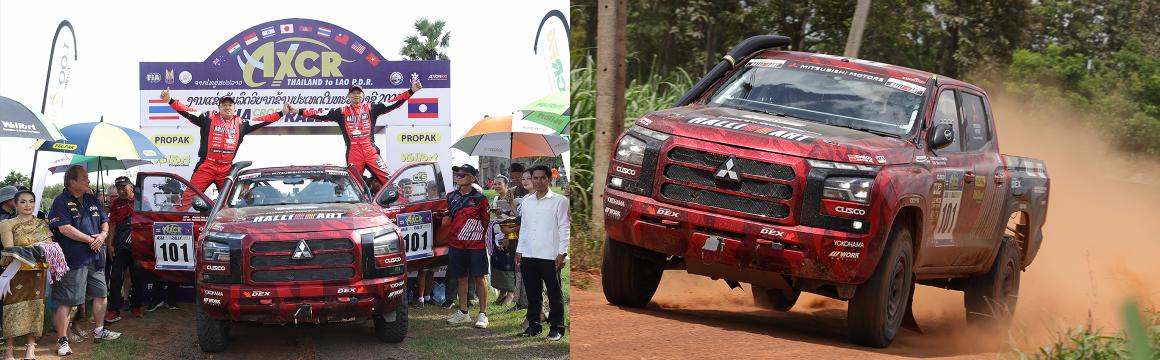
[226,170,367,208]
[707,58,927,136]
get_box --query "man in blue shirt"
[46,166,122,356]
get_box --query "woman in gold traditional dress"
[0,191,50,360]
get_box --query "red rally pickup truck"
[601,35,1050,348]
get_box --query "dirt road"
[570,94,1160,359]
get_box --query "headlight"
[614,135,647,166]
[823,177,874,204]
[373,231,401,256]
[206,231,246,240]
[202,240,231,262]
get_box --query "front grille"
[664,165,792,199]
[251,239,354,253]
[668,147,795,181]
[249,238,357,283]
[251,268,356,283]
[250,253,356,268]
[661,184,790,218]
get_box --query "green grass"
[1009,302,1160,360]
[406,265,571,360]
[87,336,149,360]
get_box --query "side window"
[932,90,962,152]
[390,164,444,205]
[959,92,990,151]
[136,175,205,213]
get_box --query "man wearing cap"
[160,89,289,199]
[289,78,423,187]
[443,164,491,329]
[0,185,17,221]
[104,176,145,322]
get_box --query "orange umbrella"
[453,115,569,158]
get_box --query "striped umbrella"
[47,155,153,174]
[36,121,165,160]
[453,115,569,159]
[518,92,569,134]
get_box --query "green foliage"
[399,18,450,61]
[1009,305,1159,360]
[0,171,29,188]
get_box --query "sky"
[0,0,567,186]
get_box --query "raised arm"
[162,88,207,127]
[369,78,422,121]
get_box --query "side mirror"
[192,197,211,214]
[377,185,400,207]
[928,123,955,150]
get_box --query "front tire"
[848,226,914,348]
[752,287,800,311]
[964,236,1021,326]
[375,303,408,343]
[196,304,229,353]
[601,238,663,308]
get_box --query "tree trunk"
[592,0,629,239]
[844,0,872,58]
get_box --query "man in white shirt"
[514,165,569,341]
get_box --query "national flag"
[227,42,241,55]
[148,99,179,121]
[261,26,276,38]
[335,33,350,45]
[366,53,380,67]
[279,24,294,34]
[243,32,258,45]
[408,98,439,118]
[212,57,221,66]
[317,27,332,37]
[298,25,312,32]
[351,42,366,54]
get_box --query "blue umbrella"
[37,121,164,160]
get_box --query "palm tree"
[400,18,451,60]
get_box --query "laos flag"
[408,98,439,118]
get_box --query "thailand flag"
[408,98,439,118]
[148,99,179,121]
[317,27,332,37]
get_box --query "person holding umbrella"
[160,89,288,201]
[289,77,423,186]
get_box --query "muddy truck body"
[133,161,453,352]
[601,35,1050,348]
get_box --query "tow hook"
[293,304,313,326]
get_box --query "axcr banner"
[137,18,452,189]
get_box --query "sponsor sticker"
[746,59,787,68]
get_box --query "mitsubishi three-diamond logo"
[715,156,741,183]
[291,239,314,260]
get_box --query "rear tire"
[602,238,663,308]
[848,226,914,348]
[375,303,408,343]
[752,287,800,311]
[196,304,229,353]
[964,236,1021,326]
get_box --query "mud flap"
[901,280,922,334]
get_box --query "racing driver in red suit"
[289,77,423,185]
[160,88,288,205]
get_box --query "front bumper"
[604,188,885,286]
[199,275,406,324]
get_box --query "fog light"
[852,221,863,230]
[610,177,624,188]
